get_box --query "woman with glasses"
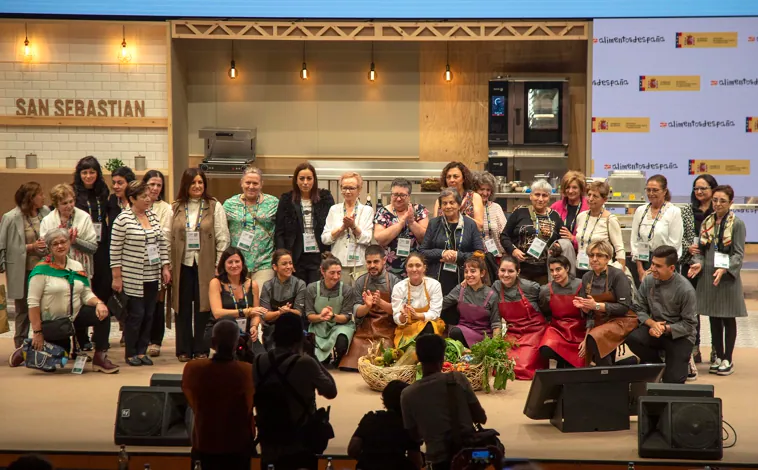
[681,174,718,364]
[631,174,683,285]
[573,180,625,279]
[472,172,506,260]
[688,185,746,377]
[224,166,279,292]
[275,163,335,285]
[573,239,637,366]
[432,161,485,230]
[374,178,429,278]
[321,172,375,286]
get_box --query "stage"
[1,338,758,466]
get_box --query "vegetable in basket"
[470,334,516,392]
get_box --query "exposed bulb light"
[119,25,132,63]
[300,62,309,80]
[368,62,376,82]
[23,23,33,62]
[228,41,238,79]
[445,64,453,82]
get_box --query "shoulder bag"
[40,280,75,342]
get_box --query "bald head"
[212,320,240,358]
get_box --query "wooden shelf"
[0,168,168,175]
[0,116,168,128]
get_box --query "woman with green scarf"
[8,228,119,373]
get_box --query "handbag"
[0,284,10,334]
[23,338,69,372]
[40,280,75,342]
[107,289,129,321]
[445,373,505,464]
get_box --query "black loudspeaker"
[638,396,723,460]
[114,386,193,446]
[646,382,714,398]
[150,373,183,388]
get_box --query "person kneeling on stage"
[340,245,400,370]
[392,252,445,347]
[625,245,697,384]
[9,228,118,373]
[442,253,500,347]
[182,320,255,470]
[538,255,585,369]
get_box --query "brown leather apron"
[585,272,638,363]
[340,272,396,370]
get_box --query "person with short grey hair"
[500,180,563,284]
[473,171,506,258]
[374,178,429,277]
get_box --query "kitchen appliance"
[198,128,256,175]
[607,170,647,202]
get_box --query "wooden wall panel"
[419,41,587,172]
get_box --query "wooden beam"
[172,20,588,41]
[0,116,168,128]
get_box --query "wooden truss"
[171,20,588,41]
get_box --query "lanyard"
[343,202,362,240]
[25,214,42,239]
[137,211,158,245]
[300,200,312,233]
[529,207,551,239]
[579,210,602,248]
[444,219,464,250]
[227,282,249,311]
[565,204,579,233]
[482,203,491,239]
[185,200,205,232]
[243,195,259,231]
[118,198,129,211]
[636,203,667,241]
[86,199,102,223]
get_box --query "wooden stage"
[1,338,758,467]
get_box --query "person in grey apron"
[305,255,357,366]
[260,249,307,351]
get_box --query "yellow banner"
[676,32,738,48]
[688,159,750,176]
[748,117,758,133]
[639,75,700,91]
[592,117,650,133]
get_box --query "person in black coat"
[419,188,484,302]
[275,162,335,284]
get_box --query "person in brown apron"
[573,239,637,366]
[259,249,307,351]
[391,252,445,348]
[340,245,400,370]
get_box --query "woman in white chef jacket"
[321,171,375,286]
[630,174,683,285]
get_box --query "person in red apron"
[442,254,500,347]
[573,239,638,366]
[538,255,585,368]
[259,249,307,350]
[495,255,548,380]
[340,245,400,370]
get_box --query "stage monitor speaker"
[638,395,722,460]
[150,373,183,388]
[114,386,193,447]
[646,383,714,398]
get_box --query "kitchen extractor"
[198,128,256,175]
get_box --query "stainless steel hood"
[198,127,257,175]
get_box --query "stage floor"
[1,339,757,465]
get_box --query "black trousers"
[190,450,251,470]
[586,335,615,366]
[176,264,211,357]
[149,297,166,346]
[295,254,322,284]
[709,317,737,362]
[448,326,469,348]
[125,281,159,358]
[625,325,692,384]
[46,305,111,354]
[539,345,572,368]
[260,451,317,470]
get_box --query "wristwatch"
[33,329,42,335]
[594,302,601,311]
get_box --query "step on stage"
[1,339,757,465]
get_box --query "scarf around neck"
[700,211,734,252]
[28,256,90,287]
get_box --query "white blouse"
[151,200,173,252]
[27,258,96,322]
[181,198,230,267]
[574,210,626,262]
[391,277,443,325]
[630,203,683,260]
[321,202,375,267]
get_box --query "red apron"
[539,282,585,368]
[498,284,548,380]
[457,286,496,347]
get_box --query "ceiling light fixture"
[444,42,453,82]
[368,42,376,82]
[23,23,33,62]
[300,42,309,80]
[119,25,132,63]
[228,41,238,79]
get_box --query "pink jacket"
[550,197,589,249]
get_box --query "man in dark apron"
[340,245,400,370]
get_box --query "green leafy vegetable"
[470,335,516,393]
[444,338,465,363]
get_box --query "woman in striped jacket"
[111,181,171,367]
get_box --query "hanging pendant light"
[444,42,453,82]
[228,41,238,79]
[23,23,33,62]
[119,25,132,63]
[300,42,309,80]
[368,42,376,82]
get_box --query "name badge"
[396,238,412,257]
[237,231,255,251]
[236,317,247,331]
[714,251,730,269]
[347,241,361,262]
[186,231,200,251]
[636,242,650,262]
[443,262,458,273]
[484,238,500,257]
[93,223,102,242]
[303,233,319,253]
[693,236,700,247]
[527,237,547,259]
[71,354,87,375]
[147,244,161,265]
[577,250,590,270]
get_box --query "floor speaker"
[646,382,714,398]
[114,386,193,446]
[149,373,183,388]
[638,395,722,460]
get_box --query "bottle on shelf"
[267,465,275,470]
[193,461,202,470]
[366,194,373,209]
[325,457,334,469]
[117,445,129,470]
[144,464,151,470]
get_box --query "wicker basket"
[358,356,417,391]
[454,362,486,391]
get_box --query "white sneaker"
[686,356,698,381]
[717,360,734,376]
[709,357,721,374]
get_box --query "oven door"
[511,81,569,145]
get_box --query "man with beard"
[339,245,400,370]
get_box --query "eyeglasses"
[693,187,711,192]
[341,186,358,192]
[391,193,409,199]
[645,188,662,194]
[51,240,68,248]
